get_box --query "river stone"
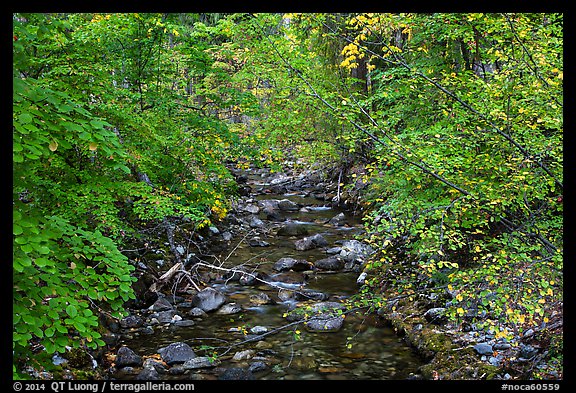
[277,199,300,211]
[188,307,208,318]
[148,297,173,311]
[115,346,143,368]
[240,271,260,286]
[295,233,329,251]
[296,289,329,301]
[173,319,195,327]
[305,315,345,332]
[243,204,260,214]
[158,342,196,365]
[263,206,283,221]
[249,216,265,228]
[277,222,310,237]
[217,302,242,315]
[519,344,538,359]
[313,256,344,270]
[250,326,269,334]
[119,315,144,329]
[473,342,494,356]
[191,287,226,312]
[136,367,159,380]
[328,212,346,226]
[232,349,256,361]
[423,307,448,325]
[250,292,274,305]
[249,237,270,247]
[286,301,345,322]
[273,257,311,272]
[183,356,220,369]
[218,367,255,380]
[339,240,375,263]
[248,361,268,373]
[154,310,177,323]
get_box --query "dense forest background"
[13,13,562,379]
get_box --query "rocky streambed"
[103,166,427,380]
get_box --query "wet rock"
[158,342,196,365]
[222,232,233,241]
[154,310,177,323]
[473,343,493,356]
[218,367,254,380]
[305,315,345,332]
[136,367,159,380]
[313,256,344,271]
[173,320,195,327]
[263,206,283,221]
[493,342,512,350]
[183,357,220,369]
[423,307,448,325]
[290,356,318,370]
[278,199,300,211]
[296,289,329,301]
[273,257,311,272]
[240,271,260,286]
[188,307,208,318]
[249,237,270,247]
[286,301,346,323]
[295,233,329,251]
[119,315,144,329]
[328,212,346,226]
[191,288,226,312]
[115,346,143,368]
[217,303,243,315]
[249,216,265,228]
[277,222,310,237]
[519,344,538,359]
[258,199,280,210]
[339,240,375,263]
[250,326,269,334]
[356,272,368,285]
[243,204,260,214]
[250,292,275,305]
[326,246,342,255]
[248,361,268,373]
[233,349,255,361]
[142,358,167,373]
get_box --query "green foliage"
[12,12,260,378]
[336,13,562,342]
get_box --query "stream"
[111,167,426,380]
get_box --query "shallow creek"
[114,171,425,380]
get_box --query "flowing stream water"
[113,169,426,380]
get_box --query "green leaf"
[66,305,78,318]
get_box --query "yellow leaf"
[70,262,77,270]
[49,140,58,152]
[89,142,98,151]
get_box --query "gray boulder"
[277,199,300,211]
[295,233,329,251]
[273,257,311,272]
[339,240,375,263]
[158,342,196,365]
[313,256,344,271]
[191,287,226,312]
[148,297,173,311]
[217,303,243,315]
[183,356,220,369]
[277,222,310,237]
[423,307,448,325]
[115,346,142,368]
